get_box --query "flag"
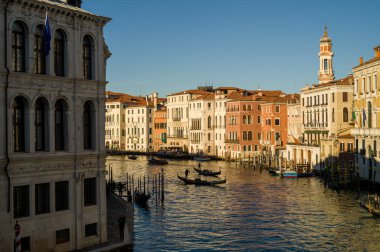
[352,111,357,126]
[43,12,51,56]
[363,109,367,126]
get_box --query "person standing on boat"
[375,193,379,209]
[185,169,190,177]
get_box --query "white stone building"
[166,88,210,152]
[189,93,215,155]
[0,0,110,251]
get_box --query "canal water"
[107,156,380,252]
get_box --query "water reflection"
[107,156,380,251]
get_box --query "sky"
[83,0,380,97]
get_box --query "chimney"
[359,57,363,65]
[153,92,158,111]
[66,0,82,8]
[374,46,380,58]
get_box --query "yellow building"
[351,46,380,182]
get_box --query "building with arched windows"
[0,0,110,250]
[351,46,380,183]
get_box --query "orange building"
[152,106,167,151]
[261,95,293,156]
[225,90,284,159]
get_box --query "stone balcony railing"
[351,128,380,137]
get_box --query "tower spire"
[318,25,334,84]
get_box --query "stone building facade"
[0,0,110,251]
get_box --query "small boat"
[177,174,226,185]
[268,168,280,176]
[134,191,151,206]
[148,157,168,165]
[281,170,298,178]
[193,166,221,176]
[194,156,211,162]
[359,201,380,217]
[297,172,315,178]
[128,155,138,160]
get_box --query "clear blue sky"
[83,0,380,97]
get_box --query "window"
[343,92,348,102]
[343,108,349,122]
[34,25,46,74]
[275,118,280,126]
[55,181,69,211]
[35,183,50,215]
[340,143,345,152]
[332,108,335,123]
[83,35,93,79]
[12,21,26,72]
[54,30,65,76]
[85,223,98,237]
[13,96,27,152]
[55,99,67,151]
[35,98,47,151]
[208,116,212,129]
[13,185,30,218]
[332,93,335,103]
[248,131,252,141]
[84,178,96,206]
[257,133,261,140]
[257,116,261,124]
[243,131,247,141]
[323,59,328,70]
[258,105,261,111]
[275,106,280,113]
[83,101,94,150]
[56,228,70,244]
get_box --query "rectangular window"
[55,181,69,211]
[332,93,335,102]
[56,228,70,244]
[257,133,261,140]
[13,185,30,218]
[343,92,348,102]
[275,106,280,113]
[35,183,50,215]
[84,178,97,206]
[275,119,280,126]
[340,143,345,152]
[258,105,261,111]
[85,223,98,237]
[257,116,261,124]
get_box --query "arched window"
[208,116,212,129]
[13,96,27,152]
[323,59,328,70]
[243,115,247,124]
[54,29,65,76]
[34,25,46,74]
[248,131,253,141]
[243,131,247,141]
[343,107,349,123]
[248,115,252,124]
[35,98,48,151]
[332,108,335,123]
[12,21,26,72]
[55,99,68,151]
[83,35,93,79]
[83,101,95,149]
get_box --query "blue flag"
[43,12,51,56]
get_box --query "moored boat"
[134,191,151,206]
[194,156,211,161]
[193,166,221,176]
[281,170,298,178]
[148,157,168,165]
[177,174,226,185]
[128,155,138,160]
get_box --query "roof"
[301,76,353,92]
[192,93,215,101]
[353,57,380,69]
[225,89,286,102]
[168,89,211,97]
[34,0,111,23]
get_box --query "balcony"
[172,117,181,121]
[225,139,240,144]
[167,134,188,139]
[303,123,328,129]
[351,128,380,137]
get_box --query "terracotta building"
[152,105,167,152]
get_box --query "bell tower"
[318,25,334,84]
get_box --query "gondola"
[359,201,380,217]
[148,157,168,165]
[128,155,138,160]
[134,191,151,206]
[193,166,221,176]
[194,156,211,161]
[177,174,226,185]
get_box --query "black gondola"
[193,166,221,176]
[128,155,138,160]
[134,191,151,206]
[148,157,168,165]
[177,174,226,185]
